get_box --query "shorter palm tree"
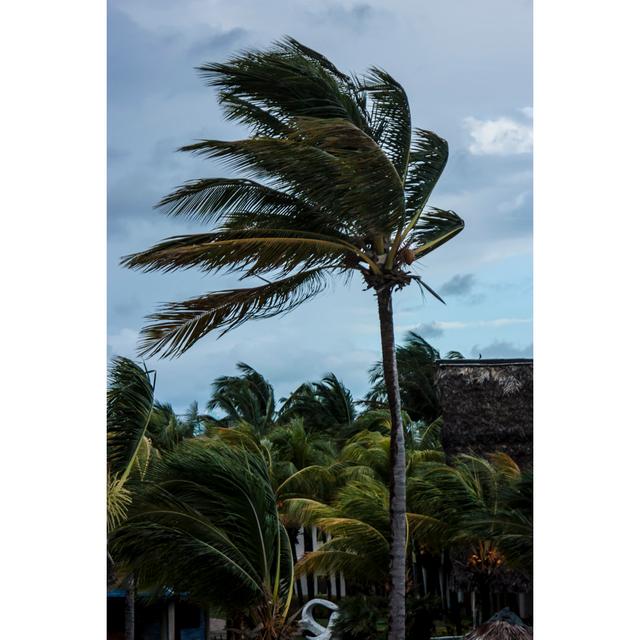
[208,363,278,435]
[408,453,532,621]
[279,373,356,439]
[367,332,464,423]
[109,439,296,639]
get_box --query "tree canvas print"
[108,2,532,639]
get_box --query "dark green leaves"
[199,36,370,135]
[136,269,330,358]
[404,129,449,216]
[359,67,412,178]
[109,439,292,612]
[107,357,155,476]
[410,207,465,258]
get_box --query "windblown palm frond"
[284,479,390,586]
[133,270,330,359]
[107,357,157,531]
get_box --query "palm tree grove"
[108,39,533,640]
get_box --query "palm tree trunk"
[376,286,406,640]
[125,573,136,640]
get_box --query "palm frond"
[410,207,465,257]
[107,357,156,476]
[156,177,306,224]
[136,269,330,358]
[199,37,370,135]
[110,439,293,612]
[358,67,412,178]
[404,129,449,216]
[121,229,353,278]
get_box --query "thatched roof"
[435,360,533,468]
[463,609,532,639]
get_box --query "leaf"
[404,129,449,216]
[410,207,465,257]
[358,67,412,178]
[136,269,331,358]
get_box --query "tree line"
[107,333,532,639]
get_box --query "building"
[434,359,533,468]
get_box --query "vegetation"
[107,332,532,638]
[122,37,465,640]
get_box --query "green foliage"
[107,357,157,531]
[122,39,463,359]
[367,332,452,423]
[279,373,356,438]
[208,362,277,434]
[333,595,388,640]
[333,595,438,640]
[109,439,295,636]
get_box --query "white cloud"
[521,106,533,119]
[464,116,533,155]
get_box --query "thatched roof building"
[434,359,533,468]
[463,608,532,639]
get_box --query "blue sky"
[107,0,532,413]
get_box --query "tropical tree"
[285,477,391,591]
[107,356,158,640]
[208,362,277,435]
[367,332,464,424]
[279,373,356,439]
[122,37,464,638]
[109,438,297,640]
[408,453,532,621]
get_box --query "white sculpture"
[299,598,340,640]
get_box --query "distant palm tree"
[279,372,356,439]
[122,38,464,638]
[208,362,277,435]
[408,453,532,621]
[367,332,464,424]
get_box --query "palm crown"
[122,37,464,359]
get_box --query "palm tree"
[109,438,296,640]
[107,356,158,640]
[408,453,532,622]
[279,373,356,439]
[208,362,278,435]
[122,38,464,639]
[367,332,464,424]
[285,478,391,592]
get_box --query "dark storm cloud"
[414,322,445,339]
[312,2,375,29]
[439,274,476,297]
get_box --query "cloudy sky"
[107,0,532,413]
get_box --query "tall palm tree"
[122,37,464,639]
